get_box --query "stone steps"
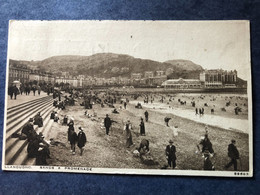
[4,95,60,165]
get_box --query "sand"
[46,92,249,171]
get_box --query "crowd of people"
[20,116,50,165]
[8,82,55,100]
[62,89,241,170]
[12,86,242,171]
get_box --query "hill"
[165,59,203,71]
[10,53,204,78]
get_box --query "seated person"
[164,117,171,127]
[197,134,214,155]
[35,134,50,165]
[54,113,59,122]
[34,112,43,127]
[21,118,37,141]
[112,108,119,114]
[50,111,55,119]
[27,132,48,158]
[135,102,142,109]
[138,139,150,156]
[53,99,58,107]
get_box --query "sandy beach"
[47,92,249,171]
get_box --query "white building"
[162,78,201,89]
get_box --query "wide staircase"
[4,95,60,165]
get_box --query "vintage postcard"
[2,20,252,177]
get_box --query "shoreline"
[130,100,249,134]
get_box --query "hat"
[79,127,83,131]
[231,139,236,143]
[70,117,74,121]
[29,118,33,122]
[169,139,173,143]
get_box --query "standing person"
[104,114,111,136]
[8,85,14,99]
[53,90,56,99]
[69,129,78,155]
[32,85,36,96]
[125,120,133,148]
[172,125,179,137]
[67,118,75,141]
[124,101,127,109]
[38,85,41,96]
[195,108,198,115]
[77,127,87,156]
[225,139,240,171]
[63,115,68,126]
[25,85,29,95]
[20,85,24,95]
[13,85,19,100]
[139,118,145,136]
[47,86,50,95]
[27,85,31,95]
[204,150,215,170]
[68,118,74,128]
[165,140,176,169]
[58,91,61,101]
[144,110,149,122]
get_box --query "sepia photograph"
[2,20,252,177]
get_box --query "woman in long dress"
[139,118,145,136]
[125,120,133,148]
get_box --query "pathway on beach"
[130,101,249,133]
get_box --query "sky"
[8,20,251,80]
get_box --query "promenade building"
[200,69,237,88]
[150,75,168,86]
[8,62,30,85]
[29,71,40,82]
[29,70,55,84]
[144,70,167,86]
[162,78,201,89]
[55,77,79,88]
